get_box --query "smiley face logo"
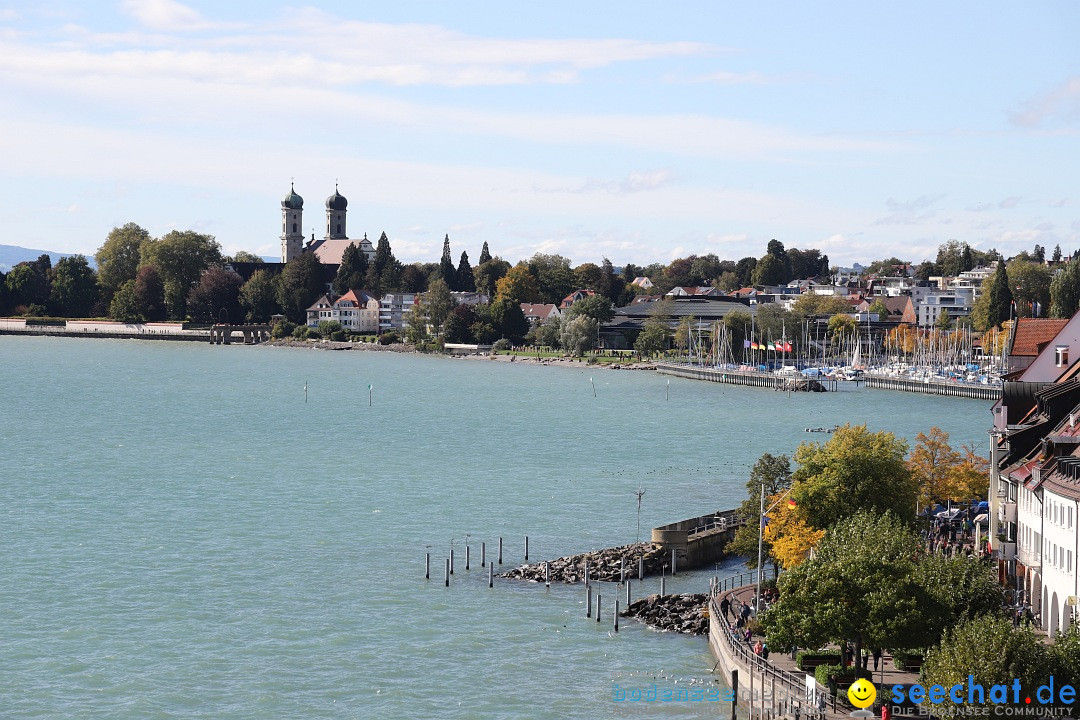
[847,678,877,709]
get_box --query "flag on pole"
[744,340,751,348]
[787,499,797,509]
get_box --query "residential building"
[559,289,596,309]
[520,303,561,326]
[450,292,490,306]
[914,288,973,328]
[304,290,380,332]
[666,286,722,297]
[379,293,417,333]
[1007,318,1072,374]
[631,277,654,289]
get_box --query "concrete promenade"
[708,579,924,720]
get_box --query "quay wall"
[0,318,209,342]
[864,375,1001,400]
[656,363,829,391]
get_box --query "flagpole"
[756,484,795,612]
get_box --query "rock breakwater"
[621,593,710,634]
[499,542,673,583]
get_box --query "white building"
[379,293,417,333]
[914,288,973,327]
[305,290,380,332]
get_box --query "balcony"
[999,501,1017,524]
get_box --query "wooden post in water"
[498,537,503,565]
[587,584,592,618]
[626,580,631,605]
[489,562,493,588]
[614,599,619,632]
[660,576,666,596]
[425,552,430,580]
[444,558,449,587]
[672,548,677,576]
[481,542,486,568]
[450,546,454,575]
[525,535,529,561]
[466,545,470,571]
[638,555,644,581]
[545,561,550,587]
[620,557,625,583]
[584,559,590,587]
[596,593,601,622]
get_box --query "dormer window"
[1056,345,1069,367]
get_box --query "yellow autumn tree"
[945,443,990,500]
[762,492,825,569]
[908,426,962,507]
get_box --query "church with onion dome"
[280,183,375,264]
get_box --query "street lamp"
[756,483,794,612]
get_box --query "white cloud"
[120,0,218,32]
[1012,76,1080,129]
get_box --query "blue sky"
[1,1,1078,268]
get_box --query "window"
[293,223,297,233]
[1056,346,1069,367]
[336,223,342,235]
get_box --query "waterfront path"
[710,581,925,720]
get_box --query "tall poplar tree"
[985,260,1013,329]
[439,234,456,290]
[455,251,475,292]
[1051,257,1080,318]
[478,242,492,265]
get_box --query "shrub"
[317,320,343,338]
[378,331,401,345]
[796,651,842,671]
[492,338,511,351]
[330,329,347,341]
[292,324,313,340]
[272,319,297,339]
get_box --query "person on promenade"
[744,627,753,643]
[754,640,763,656]
[827,674,838,710]
[872,648,882,671]
[881,702,891,720]
[762,643,770,661]
[721,596,731,620]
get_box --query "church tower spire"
[325,183,348,240]
[280,181,304,262]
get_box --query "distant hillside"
[0,245,94,273]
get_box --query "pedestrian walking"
[882,702,891,720]
[721,595,731,620]
[872,647,882,671]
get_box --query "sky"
[1,1,1078,268]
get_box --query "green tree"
[456,251,475,293]
[48,255,98,317]
[827,313,856,342]
[494,263,541,304]
[366,232,400,296]
[984,260,1014,329]
[919,615,1052,718]
[752,254,787,286]
[868,299,890,318]
[229,251,264,264]
[404,299,428,343]
[1051,257,1080,318]
[490,298,529,343]
[793,294,851,316]
[528,253,574,305]
[936,240,967,277]
[634,316,667,357]
[1008,259,1052,317]
[560,314,598,356]
[400,263,429,293]
[333,243,368,296]
[908,427,962,508]
[96,222,150,299]
[573,262,605,293]
[716,271,740,292]
[936,308,953,329]
[474,258,510,299]
[478,242,492,265]
[423,276,456,336]
[134,265,166,322]
[791,423,916,530]
[734,257,757,287]
[439,234,456,290]
[443,304,478,344]
[788,248,829,280]
[674,315,697,357]
[723,310,751,363]
[960,244,974,273]
[565,294,614,323]
[239,269,279,323]
[727,453,792,571]
[5,262,50,309]
[1053,244,1063,263]
[109,279,141,322]
[140,230,223,319]
[535,317,562,348]
[763,512,927,665]
[186,267,243,324]
[277,252,325,323]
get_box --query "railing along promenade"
[709,568,824,720]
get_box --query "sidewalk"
[719,584,925,719]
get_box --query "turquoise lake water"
[0,337,993,719]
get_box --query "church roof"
[325,185,348,211]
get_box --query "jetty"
[656,363,830,392]
[863,374,1000,400]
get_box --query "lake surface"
[0,337,993,719]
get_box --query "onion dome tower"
[280,182,305,262]
[325,184,348,240]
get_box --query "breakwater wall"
[651,509,743,569]
[656,363,829,391]
[864,375,1001,400]
[0,318,273,344]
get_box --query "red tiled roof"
[1011,318,1070,357]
